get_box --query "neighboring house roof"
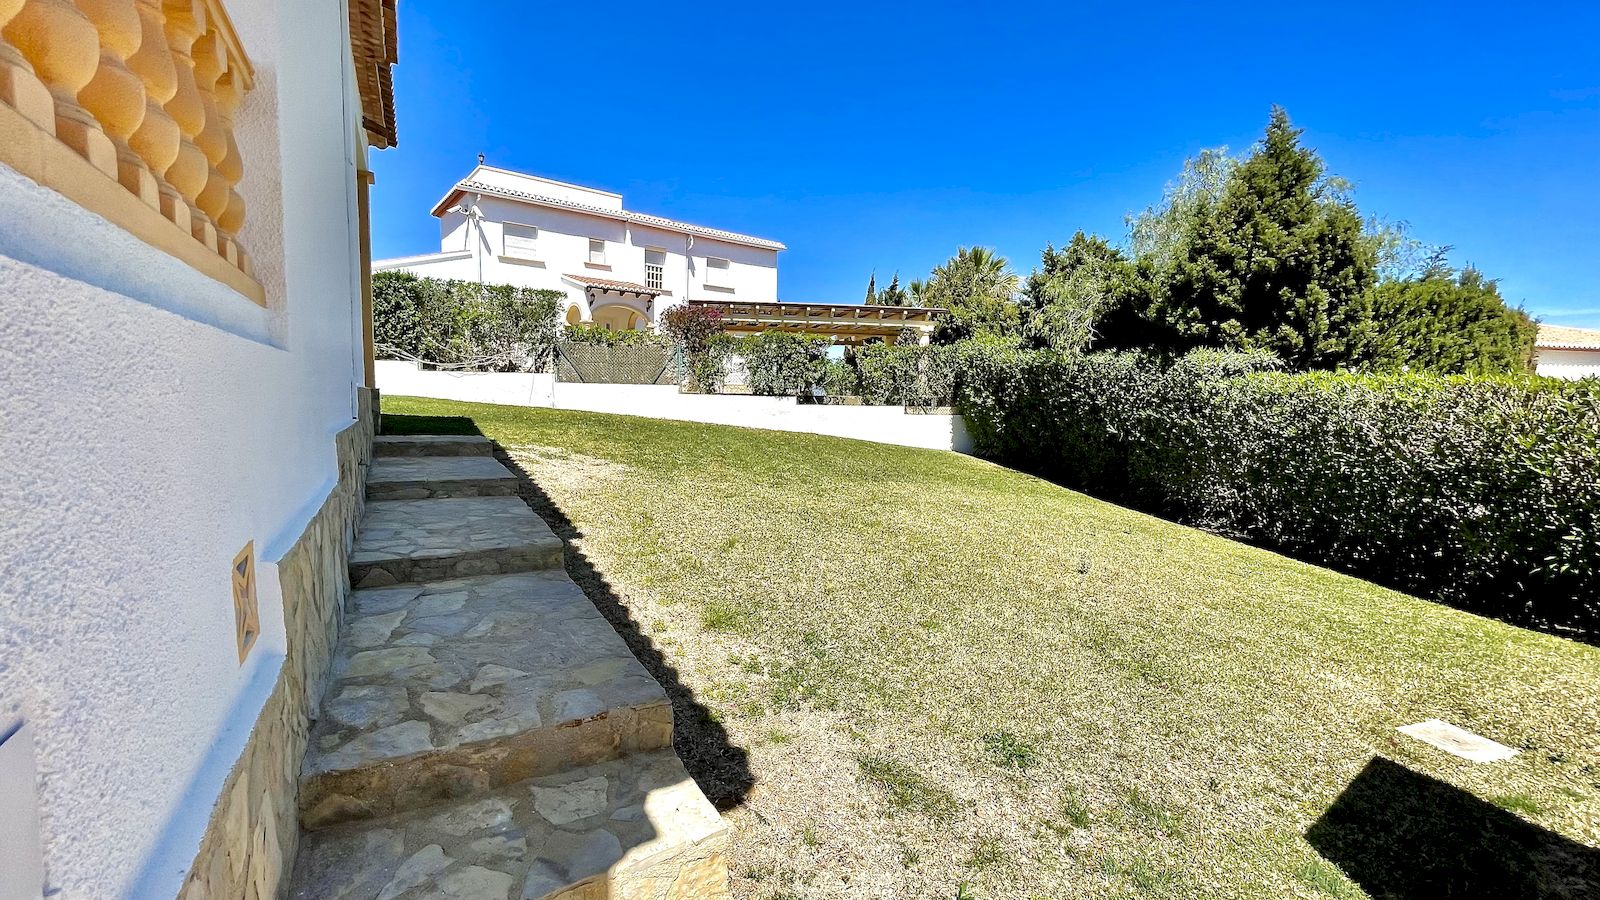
[432,180,787,252]
[349,0,399,148]
[563,274,671,297]
[1536,324,1600,351]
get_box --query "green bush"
[372,270,561,371]
[958,348,1600,628]
[563,324,667,347]
[742,332,831,396]
[821,357,861,398]
[856,344,963,407]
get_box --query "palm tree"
[921,247,1020,342]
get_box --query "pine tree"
[878,272,910,307]
[1149,107,1380,369]
[1371,266,1536,374]
[864,272,878,306]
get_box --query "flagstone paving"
[289,433,730,898]
[299,572,674,829]
[349,498,564,588]
[375,434,495,457]
[290,750,729,900]
[367,456,522,500]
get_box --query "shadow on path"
[1307,756,1600,898]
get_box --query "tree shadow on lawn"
[491,447,756,812]
[1307,756,1600,898]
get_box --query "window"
[502,223,538,259]
[645,250,665,290]
[705,256,732,289]
[588,238,607,265]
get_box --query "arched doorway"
[592,304,643,330]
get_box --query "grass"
[384,398,1600,898]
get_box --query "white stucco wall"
[375,170,781,328]
[0,0,370,896]
[1535,348,1600,380]
[374,361,973,453]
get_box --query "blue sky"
[369,1,1600,327]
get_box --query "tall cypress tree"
[1150,107,1380,369]
[864,272,878,306]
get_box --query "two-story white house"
[375,164,785,330]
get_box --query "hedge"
[741,332,831,396]
[958,348,1600,629]
[855,344,962,407]
[373,270,561,371]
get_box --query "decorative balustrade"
[0,0,261,303]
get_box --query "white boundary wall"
[376,360,973,453]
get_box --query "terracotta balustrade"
[0,0,260,299]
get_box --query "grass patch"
[980,730,1038,769]
[1295,858,1357,897]
[856,753,960,822]
[699,599,748,632]
[383,397,1600,897]
[1491,793,1545,817]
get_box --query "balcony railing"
[0,0,262,304]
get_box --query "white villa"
[376,164,786,330]
[1534,324,1600,380]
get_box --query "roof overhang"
[1535,324,1600,351]
[430,181,786,251]
[562,274,670,299]
[349,0,399,148]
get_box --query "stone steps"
[349,497,564,589]
[289,750,730,900]
[375,434,495,457]
[298,572,674,830]
[367,456,522,501]
[288,433,731,898]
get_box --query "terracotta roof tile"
[564,274,670,296]
[1536,324,1600,350]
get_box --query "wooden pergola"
[688,299,944,346]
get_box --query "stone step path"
[291,750,729,900]
[298,571,674,829]
[367,456,522,500]
[375,433,496,457]
[288,433,731,898]
[349,497,564,589]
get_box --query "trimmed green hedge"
[855,344,961,407]
[959,348,1600,628]
[741,332,831,396]
[373,270,561,371]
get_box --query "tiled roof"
[349,0,398,148]
[1536,324,1600,350]
[564,274,670,296]
[434,181,787,251]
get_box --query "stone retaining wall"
[176,388,378,899]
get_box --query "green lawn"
[385,397,1600,899]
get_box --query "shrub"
[563,324,667,347]
[958,347,1600,628]
[372,270,561,371]
[856,344,962,407]
[821,357,861,398]
[661,304,727,392]
[741,332,831,396]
